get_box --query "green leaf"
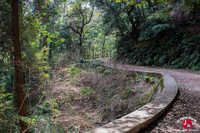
[61,38,65,43]
[47,38,52,43]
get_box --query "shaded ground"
[100,59,200,132]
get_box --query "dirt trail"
[100,59,200,132]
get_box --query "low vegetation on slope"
[117,33,200,70]
[25,61,159,132]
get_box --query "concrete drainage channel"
[89,64,178,133]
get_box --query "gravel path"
[100,59,200,133]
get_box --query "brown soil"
[100,59,200,133]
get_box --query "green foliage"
[135,74,140,83]
[0,88,16,132]
[138,19,175,41]
[143,75,158,84]
[81,87,91,96]
[96,66,105,72]
[103,69,113,75]
[84,60,104,68]
[184,0,200,7]
[101,0,200,71]
[20,115,65,133]
[21,95,65,132]
[119,33,200,70]
[67,64,81,76]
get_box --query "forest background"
[0,0,200,132]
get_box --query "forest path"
[98,59,200,132]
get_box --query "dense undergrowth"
[117,32,200,70]
[32,61,159,132]
[0,60,160,132]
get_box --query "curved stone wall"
[90,66,178,133]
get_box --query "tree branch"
[69,25,81,35]
[85,5,94,25]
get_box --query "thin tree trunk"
[192,2,197,19]
[11,0,28,132]
[153,0,158,12]
[79,34,83,55]
[102,36,106,58]
[141,6,146,19]
[93,48,94,59]
[48,43,52,64]
[146,0,157,12]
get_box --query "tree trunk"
[93,48,94,59]
[79,34,83,55]
[153,0,158,12]
[11,0,28,132]
[192,2,197,19]
[48,43,52,65]
[127,6,137,34]
[146,0,157,12]
[102,36,106,58]
[141,6,146,19]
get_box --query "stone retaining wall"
[90,65,178,133]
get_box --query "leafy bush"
[96,66,105,72]
[138,18,175,41]
[103,69,113,75]
[0,88,17,132]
